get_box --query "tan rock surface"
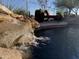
[0,4,40,48]
[0,47,31,59]
[0,4,40,59]
[0,16,39,48]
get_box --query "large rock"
[0,15,39,48]
[0,4,40,48]
[0,4,41,59]
[0,47,31,59]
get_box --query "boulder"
[0,4,40,48]
[0,47,31,59]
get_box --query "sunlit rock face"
[0,15,40,48]
[0,16,37,58]
[0,47,32,59]
[0,4,51,59]
[0,4,40,48]
[0,4,41,59]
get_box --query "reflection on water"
[33,24,79,59]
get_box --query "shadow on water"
[33,25,79,59]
